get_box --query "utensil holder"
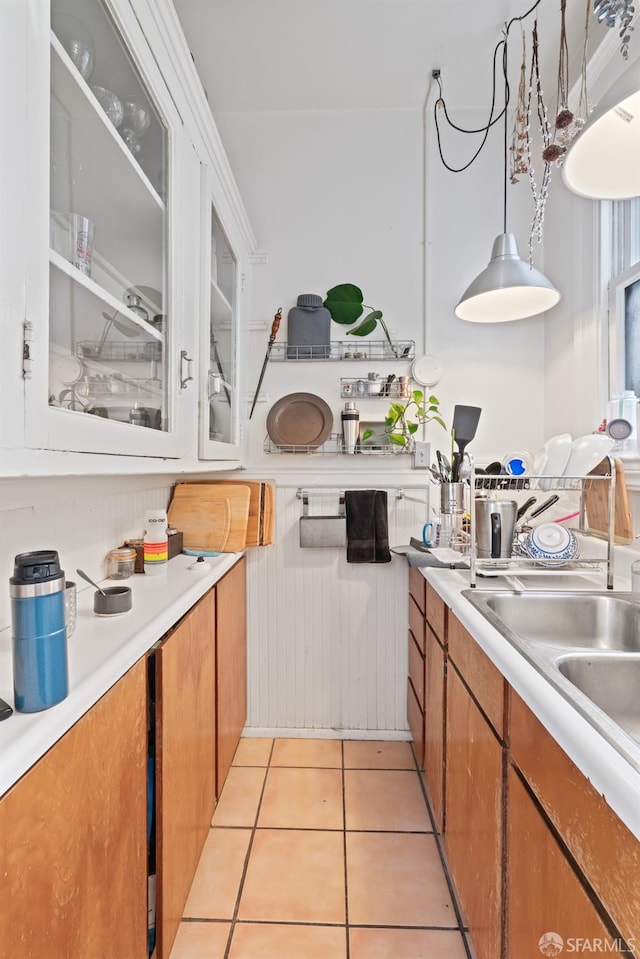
[440,482,466,514]
[298,494,346,547]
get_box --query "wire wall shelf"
[268,340,415,362]
[340,377,414,399]
[263,432,412,455]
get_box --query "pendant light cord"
[434,0,544,175]
[503,37,508,234]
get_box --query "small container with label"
[144,509,168,575]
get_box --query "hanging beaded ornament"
[510,28,529,184]
[527,19,553,262]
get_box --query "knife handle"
[529,494,559,518]
[268,308,282,345]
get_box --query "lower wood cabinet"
[407,575,638,959]
[215,556,247,796]
[0,559,248,959]
[508,767,617,957]
[510,691,640,949]
[408,570,446,827]
[0,660,148,958]
[445,664,504,959]
[154,587,217,959]
[423,625,445,831]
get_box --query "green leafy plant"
[323,283,398,356]
[363,390,447,448]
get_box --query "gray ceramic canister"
[287,294,331,358]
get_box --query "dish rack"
[468,456,615,589]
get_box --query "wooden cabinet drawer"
[407,679,425,770]
[408,594,425,653]
[408,565,426,614]
[426,582,446,644]
[408,631,425,705]
[448,612,505,739]
[510,691,640,944]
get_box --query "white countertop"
[421,563,640,842]
[0,553,240,796]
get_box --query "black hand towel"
[345,490,392,564]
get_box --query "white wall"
[218,105,548,466]
[0,476,175,632]
[214,104,548,734]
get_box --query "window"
[606,199,640,398]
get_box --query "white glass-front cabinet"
[198,163,246,460]
[22,0,191,458]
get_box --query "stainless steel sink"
[485,592,640,651]
[558,655,640,743]
[462,589,640,773]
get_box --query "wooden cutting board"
[261,480,274,546]
[171,480,275,548]
[168,484,251,552]
[583,457,633,543]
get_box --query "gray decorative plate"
[266,392,333,449]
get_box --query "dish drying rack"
[468,456,615,589]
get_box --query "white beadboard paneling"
[0,476,174,631]
[245,484,428,733]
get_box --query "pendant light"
[455,33,561,323]
[562,55,640,200]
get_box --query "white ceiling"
[172,0,607,113]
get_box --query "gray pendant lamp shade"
[563,56,640,200]
[455,233,560,323]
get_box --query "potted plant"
[362,389,447,450]
[323,283,399,356]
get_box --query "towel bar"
[296,487,405,501]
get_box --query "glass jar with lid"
[106,546,137,579]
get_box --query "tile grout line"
[341,739,350,959]
[222,738,276,959]
[191,740,469,957]
[410,744,474,959]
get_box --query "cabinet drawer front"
[511,692,640,944]
[408,594,425,653]
[408,631,425,705]
[407,679,425,770]
[426,582,446,644]
[409,565,426,613]
[448,613,505,739]
[424,632,445,832]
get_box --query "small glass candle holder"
[106,547,137,580]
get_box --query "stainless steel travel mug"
[10,550,69,712]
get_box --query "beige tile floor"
[169,738,470,959]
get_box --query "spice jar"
[106,546,137,580]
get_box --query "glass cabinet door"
[199,182,242,458]
[44,0,178,456]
